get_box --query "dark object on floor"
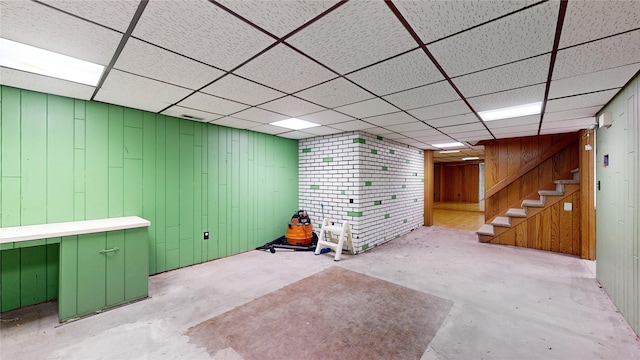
[186,267,453,360]
[256,210,318,253]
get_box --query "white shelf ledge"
[0,216,150,244]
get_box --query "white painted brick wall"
[299,131,424,253]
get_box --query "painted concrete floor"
[2,226,639,360]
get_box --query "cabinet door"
[76,233,106,316]
[124,228,148,300]
[105,230,125,307]
[59,236,77,321]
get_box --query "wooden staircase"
[477,169,580,242]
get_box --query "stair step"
[522,198,545,207]
[477,224,495,236]
[491,216,511,227]
[572,168,580,181]
[538,189,564,196]
[506,208,527,217]
[555,179,579,185]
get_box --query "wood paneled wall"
[482,133,581,255]
[484,133,580,220]
[424,150,434,226]
[436,163,479,203]
[488,190,582,256]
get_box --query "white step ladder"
[314,218,354,261]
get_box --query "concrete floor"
[2,226,639,359]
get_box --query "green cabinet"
[59,227,148,321]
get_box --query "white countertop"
[0,216,150,244]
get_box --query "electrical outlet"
[204,231,209,240]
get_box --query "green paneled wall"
[0,86,299,312]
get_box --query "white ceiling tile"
[361,127,394,136]
[408,100,470,121]
[394,138,425,148]
[560,1,640,48]
[39,0,139,32]
[427,1,559,77]
[334,98,398,119]
[395,0,537,44]
[0,0,122,65]
[216,0,336,37]
[201,74,285,106]
[403,129,439,138]
[258,96,324,117]
[294,78,373,108]
[490,123,540,134]
[345,49,444,95]
[231,107,289,124]
[554,31,640,80]
[452,130,493,142]
[246,124,289,135]
[0,68,95,100]
[495,130,539,139]
[286,1,417,74]
[415,135,455,144]
[383,81,460,110]
[233,44,336,93]
[485,114,540,129]
[330,120,376,131]
[161,106,223,123]
[210,117,262,130]
[115,38,225,90]
[382,133,409,140]
[95,69,192,113]
[467,84,546,112]
[363,112,416,127]
[491,124,540,137]
[427,114,478,128]
[548,64,640,98]
[452,55,550,97]
[301,126,346,136]
[541,117,596,133]
[133,0,274,71]
[179,92,249,116]
[278,130,316,139]
[298,110,354,125]
[438,122,486,134]
[544,107,602,123]
[385,121,431,133]
[546,89,619,113]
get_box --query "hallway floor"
[433,201,485,232]
[2,226,639,359]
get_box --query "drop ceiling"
[1,0,638,163]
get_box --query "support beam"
[424,150,434,226]
[579,129,596,260]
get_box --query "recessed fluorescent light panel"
[0,38,105,86]
[431,142,464,148]
[462,157,480,161]
[270,118,320,131]
[478,102,542,121]
[438,150,460,154]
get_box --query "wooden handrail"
[485,135,577,199]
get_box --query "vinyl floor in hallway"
[433,201,485,232]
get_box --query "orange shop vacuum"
[255,210,318,253]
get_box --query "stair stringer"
[478,179,580,244]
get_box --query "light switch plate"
[563,202,573,212]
